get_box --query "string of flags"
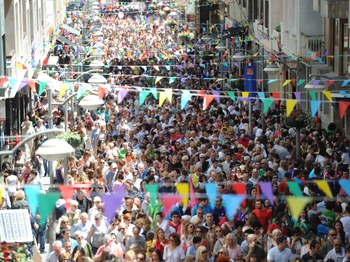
[7,179,350,225]
[1,74,350,118]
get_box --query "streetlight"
[78,95,104,111]
[88,73,107,85]
[35,138,74,161]
[215,41,227,90]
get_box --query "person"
[186,236,202,257]
[163,233,185,261]
[152,228,169,256]
[71,246,93,262]
[253,199,272,234]
[86,213,108,254]
[243,234,266,261]
[73,231,93,259]
[267,235,293,262]
[125,226,147,252]
[195,245,207,262]
[93,234,123,261]
[46,240,63,262]
[324,238,345,261]
[5,169,19,203]
[300,239,322,261]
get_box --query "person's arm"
[86,225,94,244]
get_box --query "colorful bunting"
[203,95,215,110]
[309,169,315,179]
[263,98,274,114]
[323,91,333,102]
[240,92,250,105]
[59,185,75,210]
[155,76,163,84]
[117,89,129,104]
[38,192,60,224]
[315,181,333,198]
[310,100,321,117]
[159,89,172,106]
[227,91,236,102]
[339,102,350,119]
[286,197,313,220]
[327,80,335,88]
[286,182,303,196]
[222,195,245,221]
[160,194,182,217]
[294,92,301,102]
[286,99,298,116]
[145,184,158,207]
[176,183,189,207]
[296,79,305,87]
[283,80,291,86]
[189,179,198,208]
[101,192,124,222]
[24,185,41,215]
[339,180,350,197]
[181,90,192,110]
[271,92,280,104]
[204,183,217,210]
[309,92,317,101]
[139,90,151,106]
[149,87,158,99]
[259,182,274,205]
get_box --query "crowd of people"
[2,1,350,262]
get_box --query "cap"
[111,163,118,169]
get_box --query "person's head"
[71,246,85,260]
[185,222,194,234]
[195,245,207,260]
[345,243,350,258]
[52,240,63,256]
[124,250,136,262]
[168,232,181,247]
[133,226,141,238]
[255,199,264,210]
[171,211,180,223]
[150,248,162,262]
[196,207,204,218]
[136,252,146,262]
[276,235,288,251]
[156,228,165,239]
[93,196,102,206]
[192,236,202,248]
[63,240,72,254]
[328,228,337,241]
[94,213,102,224]
[334,219,344,232]
[205,212,213,223]
[309,239,320,254]
[80,212,88,224]
[271,229,281,240]
[333,238,343,253]
[217,247,229,257]
[61,228,71,240]
[225,233,237,247]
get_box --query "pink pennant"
[160,194,182,217]
[59,185,75,210]
[189,179,198,208]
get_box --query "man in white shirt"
[324,238,345,262]
[46,240,62,262]
[267,235,293,262]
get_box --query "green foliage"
[59,131,84,148]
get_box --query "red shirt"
[253,208,272,234]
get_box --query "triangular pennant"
[257,92,265,101]
[312,80,320,88]
[28,80,36,91]
[327,80,335,87]
[159,89,172,106]
[145,184,158,207]
[59,185,75,210]
[160,194,182,217]
[149,87,158,99]
[286,99,298,116]
[101,192,124,222]
[339,180,350,197]
[342,80,349,87]
[339,91,350,99]
[309,169,315,179]
[189,178,198,208]
[203,94,215,110]
[323,91,333,102]
[117,89,129,104]
[294,92,301,102]
[153,66,160,71]
[263,98,274,114]
[227,91,236,102]
[268,79,278,84]
[259,182,274,205]
[139,90,151,105]
[176,183,189,207]
[283,80,291,86]
[204,183,217,210]
[309,92,317,101]
[286,197,313,220]
[98,86,108,99]
[271,92,280,104]
[8,78,17,89]
[212,90,220,103]
[155,76,163,84]
[222,195,245,221]
[310,100,322,117]
[59,83,69,98]
[339,102,350,119]
[38,81,47,96]
[232,183,246,195]
[169,77,176,84]
[197,90,205,98]
[181,90,192,109]
[38,192,60,224]
[24,185,41,215]
[286,182,303,196]
[315,181,333,198]
[297,80,305,87]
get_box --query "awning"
[60,24,80,36]
[37,72,60,91]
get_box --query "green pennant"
[297,80,305,87]
[145,184,158,207]
[39,81,47,96]
[263,98,274,114]
[286,182,303,197]
[139,91,150,106]
[38,192,60,224]
[309,92,317,101]
[227,91,236,102]
[169,77,176,84]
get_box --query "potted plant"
[177,32,194,43]
[285,109,312,128]
[165,19,177,27]
[59,131,84,148]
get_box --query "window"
[22,0,27,37]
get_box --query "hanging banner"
[244,65,256,97]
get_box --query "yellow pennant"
[176,183,189,207]
[315,181,333,198]
[323,91,333,102]
[154,66,160,71]
[241,92,249,105]
[283,80,291,86]
[59,83,69,98]
[159,89,173,106]
[287,197,313,220]
[155,76,163,84]
[286,99,298,116]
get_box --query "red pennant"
[327,80,335,88]
[28,80,36,91]
[271,92,280,105]
[0,77,8,87]
[59,185,75,210]
[339,102,350,119]
[232,183,246,195]
[22,64,27,69]
[98,86,108,99]
[256,184,261,199]
[197,90,205,98]
[203,94,215,110]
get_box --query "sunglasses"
[202,251,207,254]
[216,230,222,233]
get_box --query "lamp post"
[215,41,227,90]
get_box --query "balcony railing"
[300,34,325,60]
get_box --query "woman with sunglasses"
[195,245,207,262]
[181,223,195,253]
[73,231,93,259]
[213,226,225,256]
[163,233,185,262]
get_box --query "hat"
[243,156,250,162]
[182,156,189,161]
[239,165,246,171]
[216,255,230,262]
[111,163,118,169]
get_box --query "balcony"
[313,0,349,18]
[253,20,281,54]
[300,34,325,60]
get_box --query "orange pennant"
[203,95,215,110]
[272,92,280,105]
[339,102,350,119]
